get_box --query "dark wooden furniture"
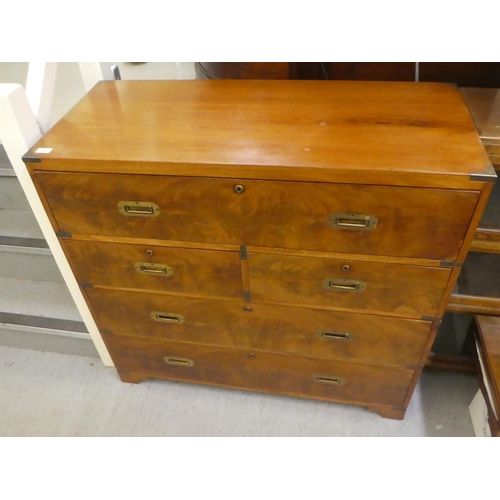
[196,63,500,87]
[472,315,500,436]
[447,88,500,316]
[414,88,500,373]
[23,80,494,419]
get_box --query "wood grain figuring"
[35,171,479,260]
[87,288,432,367]
[240,181,478,260]
[104,335,414,408]
[28,81,489,180]
[24,79,495,419]
[35,172,244,244]
[63,239,243,299]
[249,253,451,318]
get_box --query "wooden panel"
[36,172,244,243]
[420,63,500,88]
[325,62,415,82]
[195,62,290,80]
[63,239,243,299]
[36,171,479,260]
[447,296,500,316]
[241,180,478,260]
[470,236,500,253]
[249,252,451,318]
[26,81,489,181]
[88,288,432,367]
[105,335,414,408]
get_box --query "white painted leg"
[25,62,58,133]
[78,62,115,93]
[0,83,113,367]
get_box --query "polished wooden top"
[27,80,491,187]
[461,88,500,141]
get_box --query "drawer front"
[241,180,478,260]
[88,288,431,367]
[36,171,478,260]
[36,172,245,244]
[64,240,242,299]
[249,253,451,318]
[105,335,414,407]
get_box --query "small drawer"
[105,335,414,408]
[249,252,451,319]
[240,180,478,260]
[88,288,432,367]
[35,172,245,244]
[65,240,242,299]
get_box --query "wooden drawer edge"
[116,368,409,415]
[102,331,426,370]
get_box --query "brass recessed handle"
[317,330,354,341]
[151,311,185,324]
[313,376,345,385]
[328,213,377,231]
[322,278,366,292]
[164,356,194,367]
[118,201,160,217]
[134,262,173,277]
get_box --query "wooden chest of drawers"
[23,80,495,419]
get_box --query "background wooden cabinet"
[196,62,500,87]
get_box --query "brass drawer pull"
[328,213,377,231]
[151,311,185,323]
[135,262,173,276]
[164,356,194,367]
[322,278,366,292]
[318,330,354,341]
[313,376,345,385]
[117,201,160,217]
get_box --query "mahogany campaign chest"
[23,80,495,419]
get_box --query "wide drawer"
[87,288,432,367]
[64,239,242,299]
[35,171,479,260]
[249,252,451,318]
[105,335,414,407]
